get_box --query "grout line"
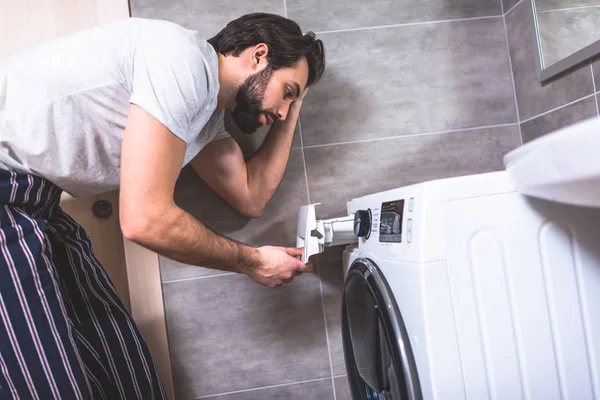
[302,122,520,149]
[282,0,288,18]
[501,0,523,145]
[332,374,346,379]
[314,14,502,35]
[505,0,524,16]
[186,377,332,399]
[162,272,237,284]
[317,260,337,400]
[537,4,600,13]
[298,118,312,204]
[520,93,596,124]
[591,62,600,117]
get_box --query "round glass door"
[342,259,421,400]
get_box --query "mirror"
[532,0,600,82]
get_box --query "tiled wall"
[503,0,600,143]
[130,0,530,398]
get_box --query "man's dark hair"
[208,13,325,87]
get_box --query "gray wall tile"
[334,376,352,400]
[287,0,501,33]
[300,19,517,146]
[201,379,334,400]
[535,0,600,11]
[537,8,600,66]
[506,0,594,120]
[160,150,308,282]
[521,96,598,143]
[130,0,284,38]
[164,273,330,398]
[318,256,345,376]
[305,126,521,219]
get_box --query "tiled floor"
[129,0,600,398]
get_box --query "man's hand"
[247,246,313,288]
[288,87,308,115]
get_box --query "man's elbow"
[120,210,154,243]
[239,201,265,219]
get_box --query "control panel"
[347,183,424,261]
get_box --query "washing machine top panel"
[345,171,514,263]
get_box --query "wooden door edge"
[122,239,175,400]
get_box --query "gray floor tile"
[164,272,330,398]
[535,0,600,11]
[130,0,284,39]
[594,59,600,89]
[159,256,226,282]
[315,245,345,264]
[305,126,521,220]
[162,150,308,282]
[537,8,600,66]
[503,0,523,13]
[287,0,501,32]
[521,96,598,143]
[506,0,594,120]
[300,18,516,147]
[334,376,352,400]
[318,257,346,376]
[200,379,334,400]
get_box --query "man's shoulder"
[129,18,208,45]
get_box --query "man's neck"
[216,54,240,110]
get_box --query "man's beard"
[232,66,274,134]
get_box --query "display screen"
[379,200,405,243]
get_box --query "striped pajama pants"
[0,169,166,399]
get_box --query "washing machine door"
[342,258,421,400]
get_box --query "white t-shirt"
[0,18,230,197]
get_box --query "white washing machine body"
[341,170,600,400]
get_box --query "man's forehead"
[276,61,309,91]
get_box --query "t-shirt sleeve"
[210,120,232,143]
[129,21,213,143]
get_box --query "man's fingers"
[299,87,309,100]
[298,261,313,273]
[284,247,304,257]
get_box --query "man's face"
[232,58,309,134]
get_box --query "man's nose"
[276,105,289,121]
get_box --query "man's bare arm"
[119,104,311,287]
[191,95,303,218]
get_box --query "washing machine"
[297,118,600,399]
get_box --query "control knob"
[354,209,372,238]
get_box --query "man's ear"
[252,43,269,71]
